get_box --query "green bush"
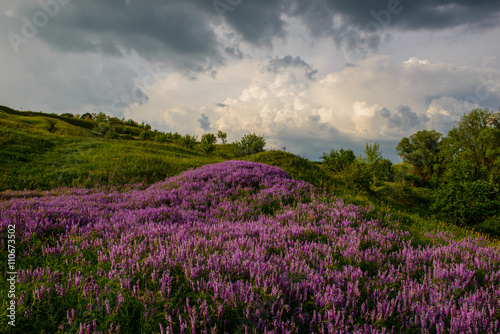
[104,129,119,139]
[139,131,152,141]
[320,148,355,172]
[217,130,228,144]
[341,161,373,194]
[432,179,499,227]
[234,133,266,156]
[93,123,112,137]
[200,133,217,154]
[179,134,197,150]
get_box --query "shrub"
[153,133,168,143]
[320,148,355,172]
[341,161,373,193]
[200,133,217,154]
[234,133,266,156]
[179,134,197,150]
[217,130,228,144]
[80,113,94,120]
[139,131,152,141]
[104,129,119,139]
[432,179,499,227]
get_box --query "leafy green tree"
[92,112,108,122]
[362,142,393,182]
[139,131,152,141]
[342,160,373,193]
[140,122,152,131]
[430,108,500,233]
[154,132,168,143]
[179,134,198,150]
[217,130,228,144]
[200,133,217,154]
[320,148,356,172]
[396,130,442,183]
[124,119,139,127]
[60,113,74,118]
[234,133,266,156]
[432,162,499,227]
[440,108,500,180]
[93,122,118,139]
[364,142,382,164]
[81,113,94,120]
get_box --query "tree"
[80,113,94,120]
[139,131,152,141]
[364,142,382,164]
[430,108,500,233]
[179,134,197,150]
[93,112,108,122]
[440,108,500,180]
[363,143,393,182]
[396,130,442,183]
[200,133,217,154]
[234,133,266,156]
[320,148,356,172]
[93,122,118,139]
[140,122,152,131]
[217,130,228,144]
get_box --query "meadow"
[1,106,499,333]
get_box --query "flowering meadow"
[1,160,499,333]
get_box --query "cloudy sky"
[1,0,500,161]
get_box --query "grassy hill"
[0,105,497,245]
[0,106,223,190]
[1,106,500,333]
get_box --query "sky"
[1,0,500,162]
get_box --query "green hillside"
[0,106,223,190]
[0,105,498,245]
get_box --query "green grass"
[0,108,223,191]
[1,106,498,246]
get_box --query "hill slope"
[0,107,223,190]
[1,161,499,333]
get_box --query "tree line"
[320,108,500,235]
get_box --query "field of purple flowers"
[1,160,499,333]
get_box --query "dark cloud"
[215,0,287,46]
[377,105,427,131]
[8,0,224,74]
[198,113,211,130]
[265,55,318,80]
[7,0,500,67]
[289,0,500,51]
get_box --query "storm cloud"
[1,0,499,161]
[265,55,318,81]
[6,0,500,65]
